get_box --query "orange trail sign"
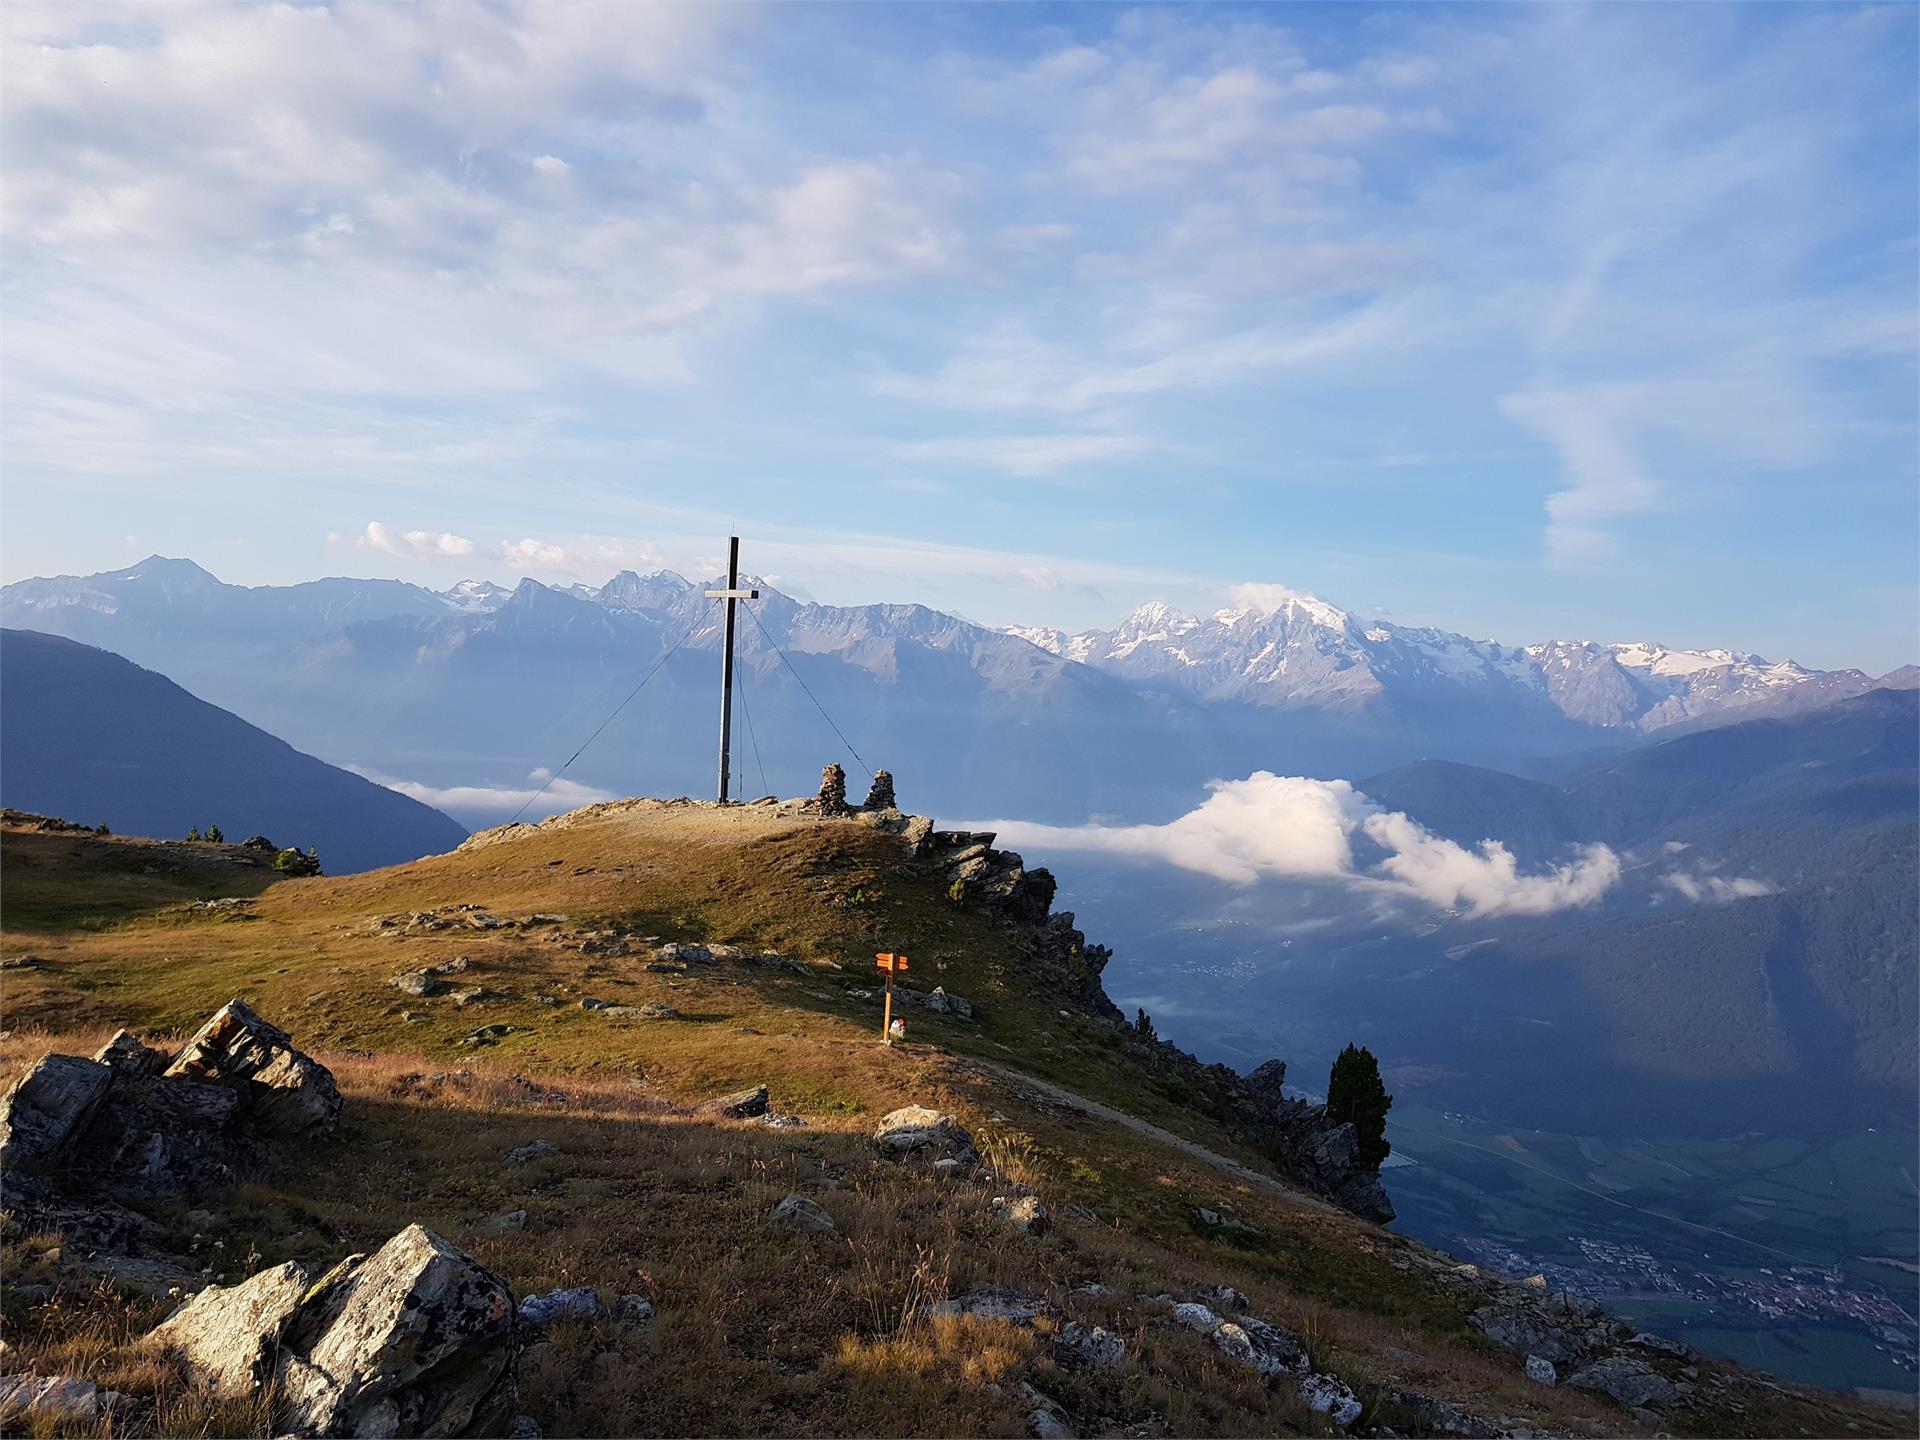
[876,953,909,1041]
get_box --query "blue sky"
[3,2,1915,671]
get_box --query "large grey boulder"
[149,1259,315,1392]
[0,1374,101,1425]
[874,1105,976,1161]
[0,1053,113,1173]
[278,1225,516,1437]
[159,1226,515,1438]
[163,999,342,1137]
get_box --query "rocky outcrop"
[163,999,343,1137]
[154,1224,516,1438]
[1,1002,339,1233]
[696,1086,770,1119]
[1172,1301,1361,1426]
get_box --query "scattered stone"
[0,954,40,970]
[644,962,686,975]
[1297,1371,1364,1428]
[1055,1321,1126,1369]
[634,1002,681,1020]
[1069,1282,1114,1299]
[504,1139,555,1164]
[477,1209,527,1236]
[696,1086,769,1119]
[390,971,447,997]
[518,1286,606,1328]
[920,985,974,1019]
[762,1112,807,1129]
[1524,1354,1557,1385]
[991,1194,1051,1236]
[460,1025,514,1048]
[1199,1285,1250,1313]
[163,999,343,1137]
[1628,1330,1694,1360]
[449,987,488,1007]
[767,1194,839,1236]
[429,956,473,975]
[932,1157,962,1177]
[874,1105,977,1161]
[615,1294,655,1330]
[927,1289,1058,1325]
[654,942,717,966]
[0,1375,99,1424]
[1566,1355,1676,1411]
[508,1416,544,1439]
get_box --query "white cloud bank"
[988,771,1622,918]
[1663,872,1777,905]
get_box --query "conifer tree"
[207,824,223,843]
[185,825,200,842]
[1326,1043,1392,1167]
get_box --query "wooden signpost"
[876,952,909,1044]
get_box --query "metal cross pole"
[704,536,759,803]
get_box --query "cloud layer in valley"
[989,772,1622,918]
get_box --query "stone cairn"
[817,763,849,814]
[863,769,897,811]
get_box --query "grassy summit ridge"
[0,803,1904,1437]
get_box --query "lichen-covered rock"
[1055,1321,1125,1369]
[991,1194,1050,1236]
[278,1225,516,1437]
[83,1073,245,1195]
[162,999,342,1137]
[928,1289,1058,1325]
[148,1259,315,1392]
[767,1194,839,1235]
[1297,1370,1363,1427]
[0,1053,112,1173]
[518,1286,605,1328]
[874,1105,976,1161]
[1525,1354,1557,1385]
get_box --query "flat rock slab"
[874,1105,976,1161]
[0,1375,99,1423]
[767,1194,839,1236]
[928,1289,1058,1326]
[696,1086,769,1119]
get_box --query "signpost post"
[876,952,909,1044]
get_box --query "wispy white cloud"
[894,432,1160,478]
[1663,872,1776,905]
[356,522,476,560]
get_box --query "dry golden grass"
[2,810,1910,1439]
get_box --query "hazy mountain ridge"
[2,557,1907,825]
[0,629,467,872]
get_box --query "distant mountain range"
[3,556,1912,824]
[0,629,467,873]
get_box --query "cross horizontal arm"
[704,588,760,600]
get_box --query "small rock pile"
[817,763,849,814]
[862,769,896,811]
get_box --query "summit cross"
[704,535,760,803]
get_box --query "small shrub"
[946,878,966,904]
[274,847,322,877]
[95,822,110,836]
[1134,1007,1155,1041]
[185,825,200,842]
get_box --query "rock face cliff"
[913,821,1395,1223]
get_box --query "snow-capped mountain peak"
[440,579,511,613]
